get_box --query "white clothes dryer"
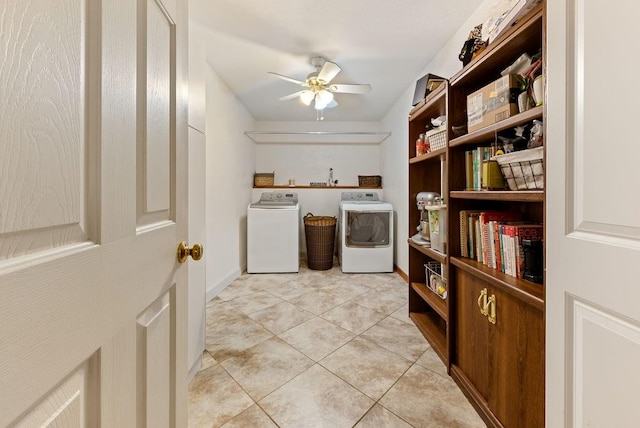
[338,192,393,273]
[247,192,300,273]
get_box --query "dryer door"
[345,210,391,247]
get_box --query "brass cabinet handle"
[477,288,488,317]
[177,242,204,263]
[487,294,497,325]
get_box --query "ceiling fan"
[269,56,372,119]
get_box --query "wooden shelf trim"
[449,106,544,148]
[409,147,446,164]
[253,185,382,189]
[408,240,447,263]
[409,312,447,361]
[450,256,544,311]
[449,190,543,202]
[411,282,448,321]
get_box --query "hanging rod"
[243,131,391,144]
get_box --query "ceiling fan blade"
[317,61,341,83]
[279,91,306,101]
[268,72,305,85]
[326,99,338,109]
[329,83,372,94]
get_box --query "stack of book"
[459,210,542,280]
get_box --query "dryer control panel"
[340,192,379,202]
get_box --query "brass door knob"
[177,242,203,263]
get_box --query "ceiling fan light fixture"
[300,90,314,106]
[314,89,334,110]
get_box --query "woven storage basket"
[494,147,544,190]
[426,125,447,151]
[254,172,274,187]
[303,213,337,271]
[358,175,382,187]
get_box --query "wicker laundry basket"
[254,172,274,187]
[303,213,337,271]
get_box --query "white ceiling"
[189,0,483,122]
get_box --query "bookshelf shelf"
[408,240,447,264]
[409,311,447,360]
[411,282,448,320]
[449,106,543,149]
[450,190,543,202]
[409,147,446,164]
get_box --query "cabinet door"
[454,269,490,398]
[488,286,544,427]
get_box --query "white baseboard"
[188,354,202,383]
[206,268,242,303]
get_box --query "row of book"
[460,210,542,279]
[465,146,500,190]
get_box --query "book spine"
[499,224,507,273]
[472,149,479,190]
[479,213,487,265]
[475,217,482,263]
[494,221,502,272]
[475,148,483,191]
[469,214,475,260]
[502,225,510,276]
[487,221,496,269]
[482,148,491,190]
[507,226,517,277]
[465,151,474,190]
[460,211,469,258]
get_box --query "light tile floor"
[188,260,486,428]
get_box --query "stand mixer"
[416,191,440,241]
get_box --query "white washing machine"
[338,192,394,273]
[247,192,300,273]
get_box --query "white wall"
[380,0,497,275]
[189,24,206,133]
[187,23,207,378]
[379,98,410,272]
[205,64,256,300]
[255,143,380,187]
[253,121,384,187]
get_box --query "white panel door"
[546,1,640,426]
[0,0,190,426]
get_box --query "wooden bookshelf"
[407,3,546,426]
